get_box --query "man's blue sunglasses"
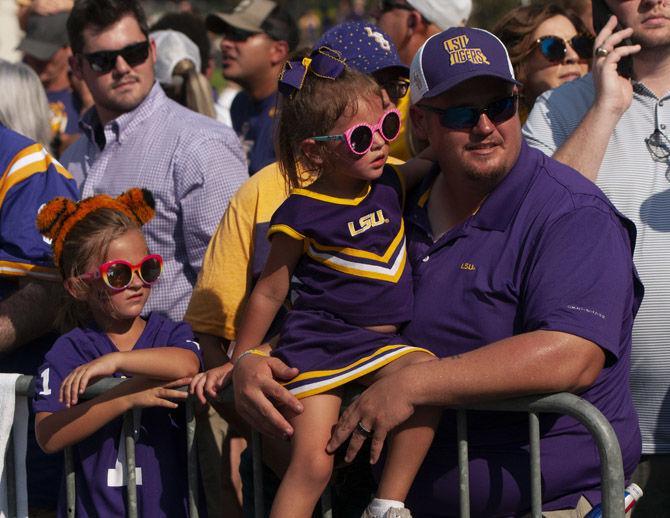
[418,95,519,130]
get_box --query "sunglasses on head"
[418,95,519,130]
[80,254,163,291]
[534,35,593,63]
[82,40,150,74]
[312,108,401,155]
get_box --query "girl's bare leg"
[368,352,440,502]
[269,392,342,518]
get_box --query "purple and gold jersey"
[0,124,78,287]
[268,165,412,327]
[267,166,432,398]
[33,313,203,518]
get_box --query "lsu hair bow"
[278,46,347,96]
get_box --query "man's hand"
[327,373,416,464]
[189,363,234,405]
[592,16,641,116]
[232,355,302,439]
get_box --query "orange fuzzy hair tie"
[36,188,155,268]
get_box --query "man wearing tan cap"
[207,0,298,175]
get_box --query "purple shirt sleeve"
[32,335,80,414]
[522,206,634,358]
[164,320,204,370]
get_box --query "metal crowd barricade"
[247,392,626,518]
[6,375,199,518]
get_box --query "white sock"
[368,498,405,516]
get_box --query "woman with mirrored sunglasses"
[32,188,203,517]
[493,3,592,121]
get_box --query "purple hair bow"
[278,46,347,96]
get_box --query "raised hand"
[592,16,641,116]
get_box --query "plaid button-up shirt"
[62,83,248,320]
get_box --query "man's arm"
[0,278,61,356]
[327,330,604,461]
[525,17,640,181]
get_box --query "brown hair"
[57,209,141,331]
[275,50,384,189]
[492,3,589,82]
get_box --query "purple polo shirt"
[402,143,642,516]
[33,313,203,518]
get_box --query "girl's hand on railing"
[189,363,234,405]
[121,377,191,409]
[60,353,121,407]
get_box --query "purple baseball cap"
[316,21,408,78]
[410,27,521,104]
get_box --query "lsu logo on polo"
[444,35,490,66]
[348,209,389,236]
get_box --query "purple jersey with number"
[268,165,412,327]
[32,313,202,518]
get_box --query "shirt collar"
[79,81,165,148]
[409,141,537,235]
[470,141,538,231]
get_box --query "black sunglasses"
[645,129,670,163]
[534,35,593,63]
[379,78,410,100]
[221,25,258,42]
[378,0,414,13]
[418,95,519,130]
[82,40,150,73]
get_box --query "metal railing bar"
[14,375,34,397]
[124,410,139,518]
[186,398,199,518]
[7,429,16,518]
[65,446,75,518]
[469,393,625,517]
[528,411,541,518]
[457,410,470,518]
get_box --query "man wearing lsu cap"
[206,0,298,175]
[233,27,642,516]
[20,11,87,156]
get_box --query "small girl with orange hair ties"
[32,188,202,517]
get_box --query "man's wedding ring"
[355,421,373,438]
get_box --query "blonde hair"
[0,60,52,150]
[163,59,216,118]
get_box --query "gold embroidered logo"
[348,210,389,236]
[460,262,476,271]
[444,35,490,66]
